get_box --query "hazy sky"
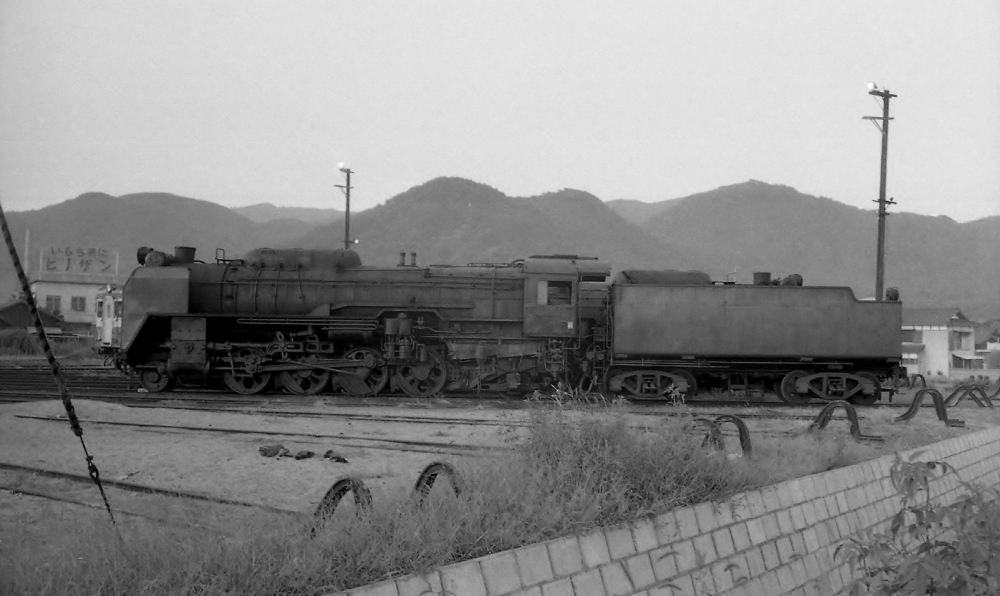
[1,1,998,221]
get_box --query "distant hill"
[634,180,1000,317]
[290,178,701,272]
[0,192,334,300]
[1,180,996,320]
[605,197,684,225]
[234,203,342,224]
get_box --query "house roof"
[902,308,972,328]
[0,301,63,330]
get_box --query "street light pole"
[863,84,897,302]
[336,163,353,251]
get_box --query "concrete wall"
[331,426,1000,596]
[922,327,950,377]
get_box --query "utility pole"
[336,163,353,251]
[863,83,896,302]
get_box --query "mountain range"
[1,179,997,320]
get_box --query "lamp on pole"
[863,82,897,302]
[335,163,355,251]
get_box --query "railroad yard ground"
[1,362,999,593]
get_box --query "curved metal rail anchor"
[413,461,465,503]
[894,388,965,427]
[697,414,753,457]
[313,476,373,521]
[808,401,882,442]
[943,384,994,408]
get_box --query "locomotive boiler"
[111,244,902,404]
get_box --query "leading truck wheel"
[396,350,448,398]
[849,372,881,406]
[138,364,174,393]
[779,370,812,405]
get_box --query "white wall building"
[901,308,981,378]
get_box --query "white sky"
[1,1,998,221]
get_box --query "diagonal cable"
[0,197,117,525]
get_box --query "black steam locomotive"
[107,245,902,404]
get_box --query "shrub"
[837,454,1000,595]
[0,329,41,355]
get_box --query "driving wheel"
[279,360,330,396]
[222,348,272,395]
[395,350,448,398]
[339,348,389,396]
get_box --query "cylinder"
[174,246,196,264]
[753,272,771,285]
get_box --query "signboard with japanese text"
[39,246,119,278]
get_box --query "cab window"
[536,280,572,306]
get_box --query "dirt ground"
[0,396,528,554]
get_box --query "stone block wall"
[331,426,1000,596]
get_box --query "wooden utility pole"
[863,85,897,302]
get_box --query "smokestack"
[410,252,417,267]
[399,252,406,266]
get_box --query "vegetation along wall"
[328,426,1000,596]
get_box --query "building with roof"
[27,245,122,336]
[901,308,981,378]
[0,300,63,335]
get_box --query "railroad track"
[0,362,949,414]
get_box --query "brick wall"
[331,426,1000,596]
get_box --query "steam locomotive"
[106,245,902,404]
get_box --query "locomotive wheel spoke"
[339,348,389,396]
[396,350,448,398]
[138,363,174,393]
[779,370,812,405]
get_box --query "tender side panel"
[613,284,901,359]
[121,267,190,352]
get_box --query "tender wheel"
[279,365,330,396]
[222,348,272,395]
[670,369,698,398]
[849,372,881,406]
[138,363,174,393]
[779,370,812,405]
[395,350,448,398]
[339,348,390,396]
